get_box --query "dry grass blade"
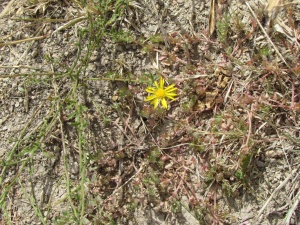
[0,0,15,18]
[274,20,299,45]
[150,0,169,48]
[52,16,87,35]
[265,0,280,17]
[0,35,47,47]
[281,0,300,6]
[264,0,281,31]
[208,0,215,36]
[282,186,300,225]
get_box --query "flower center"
[155,88,165,98]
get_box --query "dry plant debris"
[0,0,300,224]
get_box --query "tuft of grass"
[217,13,231,45]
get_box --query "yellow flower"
[145,77,177,109]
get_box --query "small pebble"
[255,160,265,168]
[31,49,38,58]
[265,150,284,158]
[12,83,17,88]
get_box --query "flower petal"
[161,98,168,108]
[165,91,177,95]
[145,87,156,93]
[165,84,177,91]
[165,88,177,93]
[145,95,157,101]
[166,96,176,100]
[153,99,160,109]
[165,93,177,97]
[159,77,165,88]
[154,81,159,88]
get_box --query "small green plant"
[171,199,181,213]
[148,147,161,164]
[217,13,231,44]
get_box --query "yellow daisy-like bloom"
[145,77,177,109]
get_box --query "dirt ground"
[1,0,300,224]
